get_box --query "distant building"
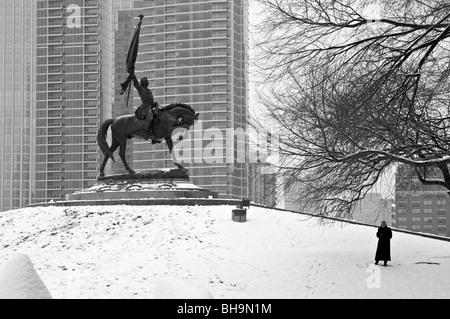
[0,0,36,211]
[282,182,301,212]
[281,183,396,223]
[248,162,277,208]
[395,165,449,237]
[353,193,394,226]
[247,130,279,207]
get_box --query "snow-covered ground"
[1,205,449,299]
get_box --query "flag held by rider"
[120,14,144,107]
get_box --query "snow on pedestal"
[0,254,52,299]
[154,277,213,299]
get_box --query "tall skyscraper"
[0,0,36,211]
[34,0,102,203]
[127,0,250,199]
[34,0,134,203]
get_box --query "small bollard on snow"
[232,209,247,223]
[232,198,250,223]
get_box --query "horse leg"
[145,110,154,140]
[117,134,136,175]
[165,137,186,172]
[99,140,120,177]
[99,157,108,177]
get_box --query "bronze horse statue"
[97,103,199,177]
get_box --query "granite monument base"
[66,169,218,202]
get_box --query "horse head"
[163,103,198,130]
[177,112,199,130]
[162,105,199,143]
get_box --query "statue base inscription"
[66,169,218,202]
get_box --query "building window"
[398,217,407,222]
[412,226,421,231]
[397,201,407,208]
[412,217,421,222]
[424,209,433,214]
[165,15,176,23]
[424,201,432,205]
[412,209,421,214]
[165,6,176,14]
[411,201,421,208]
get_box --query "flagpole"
[126,78,132,108]
[123,14,144,108]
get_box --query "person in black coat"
[375,221,392,266]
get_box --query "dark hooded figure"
[375,221,392,267]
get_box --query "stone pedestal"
[66,169,218,202]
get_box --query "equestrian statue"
[96,15,199,177]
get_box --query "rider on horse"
[121,73,159,142]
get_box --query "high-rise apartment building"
[0,0,36,211]
[126,0,250,199]
[34,0,134,203]
[395,165,449,237]
[35,0,102,203]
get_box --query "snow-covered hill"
[1,205,449,299]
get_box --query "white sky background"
[247,0,382,114]
[248,0,269,115]
[247,1,282,163]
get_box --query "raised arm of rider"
[131,73,140,89]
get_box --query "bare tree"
[252,0,450,218]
